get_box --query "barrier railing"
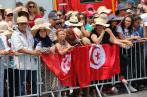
[1,41,147,97]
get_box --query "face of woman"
[57,31,66,41]
[124,17,132,28]
[39,29,47,38]
[28,3,36,13]
[133,20,141,28]
[111,21,118,27]
[96,25,104,32]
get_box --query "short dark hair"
[16,2,23,7]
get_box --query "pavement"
[109,90,147,97]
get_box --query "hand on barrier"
[68,46,74,51]
[32,50,41,56]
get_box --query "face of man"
[18,22,28,33]
[48,18,57,27]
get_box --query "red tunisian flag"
[72,46,91,88]
[90,44,120,81]
[41,53,76,87]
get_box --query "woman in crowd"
[90,17,128,47]
[117,15,141,40]
[31,18,55,53]
[116,15,141,92]
[26,1,42,28]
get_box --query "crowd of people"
[0,0,147,97]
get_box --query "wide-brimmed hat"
[17,16,28,23]
[97,6,111,14]
[65,16,83,26]
[94,18,110,27]
[0,21,13,36]
[31,18,51,36]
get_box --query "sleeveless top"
[89,29,111,44]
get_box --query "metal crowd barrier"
[1,41,147,97]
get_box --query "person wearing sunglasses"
[25,1,42,28]
[4,8,14,29]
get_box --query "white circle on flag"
[61,54,71,74]
[89,45,106,69]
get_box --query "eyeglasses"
[29,5,35,8]
[57,14,62,17]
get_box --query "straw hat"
[97,6,111,14]
[31,18,51,36]
[94,18,110,27]
[0,21,13,36]
[65,16,83,26]
[17,16,28,23]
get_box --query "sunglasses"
[29,5,35,8]
[57,14,62,17]
[7,13,13,17]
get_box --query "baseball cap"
[48,12,59,20]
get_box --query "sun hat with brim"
[31,18,51,36]
[17,16,28,23]
[65,16,83,26]
[97,6,111,14]
[94,18,110,27]
[108,15,124,21]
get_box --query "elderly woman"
[31,18,55,53]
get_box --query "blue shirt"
[132,26,144,37]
